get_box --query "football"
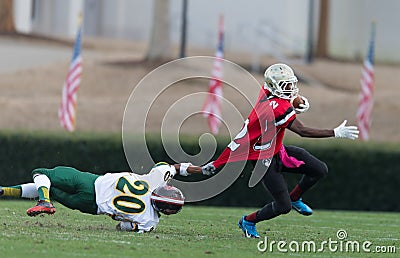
[291,95,304,108]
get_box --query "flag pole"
[179,0,188,58]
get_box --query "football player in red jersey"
[200,63,359,238]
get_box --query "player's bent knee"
[31,168,56,179]
[319,162,329,178]
[280,205,292,215]
[31,168,46,177]
[274,201,292,215]
[313,161,328,180]
[277,206,291,215]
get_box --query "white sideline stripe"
[151,195,184,205]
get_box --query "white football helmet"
[263,63,299,100]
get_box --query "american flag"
[58,20,83,132]
[357,22,376,141]
[202,15,224,134]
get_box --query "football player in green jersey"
[0,163,202,233]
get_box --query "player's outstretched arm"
[173,163,202,176]
[173,163,215,176]
[289,119,359,140]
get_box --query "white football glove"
[179,162,192,176]
[333,120,359,140]
[295,96,310,114]
[202,162,216,176]
[116,221,138,232]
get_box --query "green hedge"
[0,131,130,183]
[0,131,399,211]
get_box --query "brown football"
[291,96,304,108]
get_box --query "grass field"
[0,201,399,258]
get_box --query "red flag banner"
[357,22,376,141]
[202,15,224,134]
[58,19,83,132]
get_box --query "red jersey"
[213,88,296,169]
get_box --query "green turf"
[0,201,399,258]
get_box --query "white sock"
[33,174,51,190]
[21,183,39,198]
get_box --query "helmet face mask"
[263,63,299,100]
[151,185,185,215]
